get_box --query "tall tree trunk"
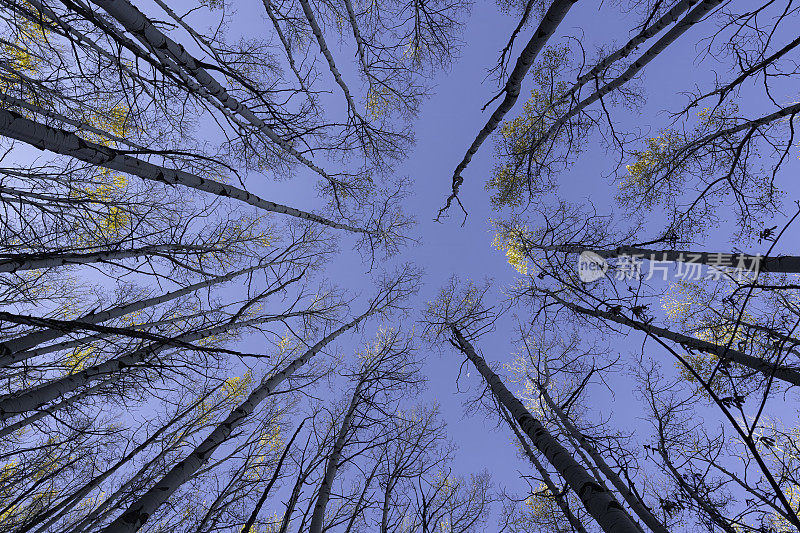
[536,243,800,273]
[441,0,577,216]
[499,404,589,533]
[538,386,668,533]
[309,377,367,533]
[553,0,698,112]
[242,419,307,533]
[100,312,369,533]
[529,0,724,156]
[0,263,270,362]
[0,376,115,438]
[448,324,640,533]
[548,293,800,386]
[0,108,367,233]
[24,392,212,533]
[0,314,283,420]
[0,243,213,273]
[88,0,340,187]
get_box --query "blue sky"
[41,0,798,525]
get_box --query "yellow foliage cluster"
[488,46,570,208]
[487,90,558,208]
[661,281,755,395]
[661,280,704,326]
[618,131,682,205]
[491,222,534,276]
[365,85,392,120]
[221,371,253,402]
[2,8,47,78]
[63,344,95,374]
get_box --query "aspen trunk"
[88,0,339,185]
[550,294,800,386]
[0,244,209,273]
[540,243,800,273]
[499,404,589,533]
[449,325,640,533]
[100,314,367,532]
[309,377,367,533]
[0,263,268,363]
[0,108,367,232]
[242,420,307,533]
[538,387,668,533]
[554,0,698,109]
[443,0,577,213]
[530,0,724,155]
[0,314,281,420]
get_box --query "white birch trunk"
[443,0,577,214]
[309,377,366,533]
[0,315,280,420]
[550,294,800,386]
[0,244,207,273]
[539,387,668,533]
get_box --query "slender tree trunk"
[0,108,367,233]
[0,376,115,438]
[0,263,269,362]
[554,0,698,110]
[442,0,577,216]
[529,0,724,156]
[343,458,380,533]
[548,293,800,386]
[242,419,307,533]
[656,430,737,533]
[0,315,280,420]
[0,243,213,273]
[539,243,800,273]
[309,377,367,533]
[2,310,208,365]
[0,92,147,150]
[65,435,187,533]
[499,404,589,533]
[100,313,368,533]
[88,0,339,186]
[25,392,211,533]
[448,324,640,533]
[538,387,668,533]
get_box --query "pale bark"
[449,324,640,533]
[0,377,114,438]
[25,393,210,533]
[309,377,367,533]
[0,92,147,150]
[0,107,368,233]
[0,243,212,273]
[100,313,368,532]
[0,263,268,362]
[441,0,577,216]
[500,404,588,533]
[536,243,799,273]
[548,294,800,386]
[538,387,668,533]
[529,0,724,157]
[242,420,307,533]
[0,314,284,420]
[2,310,208,365]
[88,0,340,187]
[554,0,699,111]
